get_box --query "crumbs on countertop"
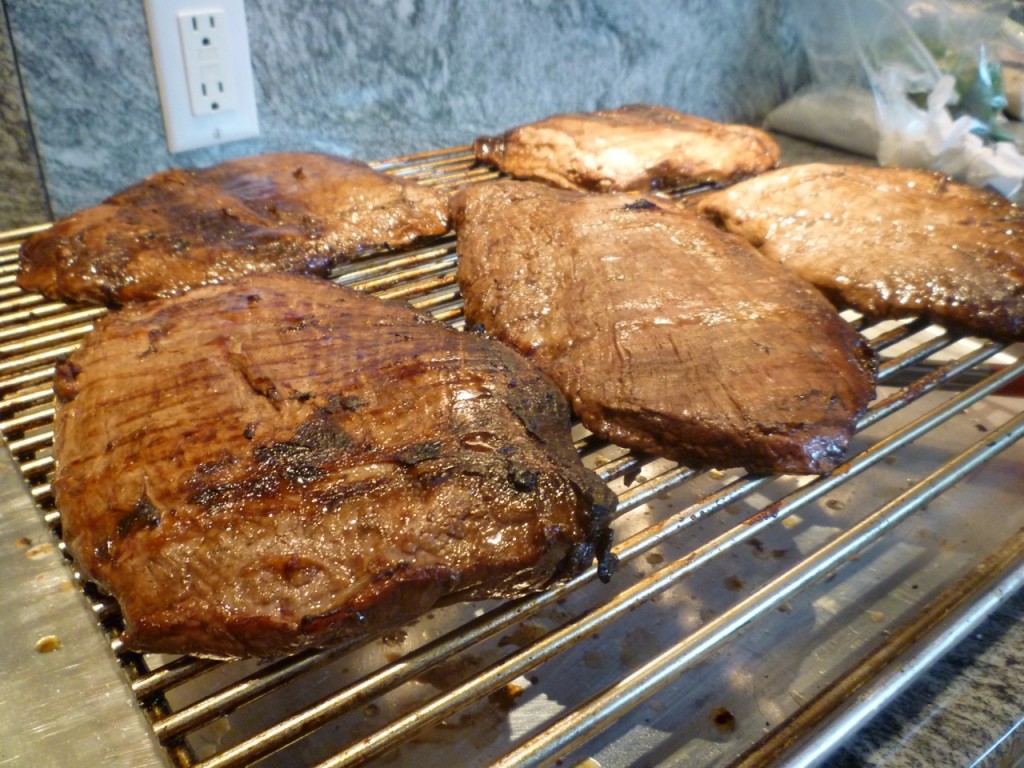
[34,635,62,653]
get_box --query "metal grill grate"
[2,148,1024,768]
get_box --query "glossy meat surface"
[18,152,451,306]
[473,104,780,193]
[696,163,1024,341]
[453,180,876,474]
[52,273,615,658]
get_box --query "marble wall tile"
[0,8,47,229]
[4,0,806,218]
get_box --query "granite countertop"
[834,585,1024,767]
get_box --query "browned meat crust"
[18,152,451,307]
[453,180,876,475]
[473,104,780,193]
[52,273,615,659]
[696,163,1024,341]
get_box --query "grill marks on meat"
[473,104,780,193]
[52,273,615,659]
[17,152,451,306]
[453,180,876,475]
[696,163,1024,341]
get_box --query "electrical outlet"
[177,11,238,116]
[144,0,259,153]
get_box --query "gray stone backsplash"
[1,0,806,222]
[0,10,47,230]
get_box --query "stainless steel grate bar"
[1,405,56,435]
[0,388,55,416]
[332,243,456,289]
[6,430,54,455]
[0,222,50,240]
[0,340,85,375]
[0,306,104,342]
[0,284,31,300]
[0,293,49,318]
[0,366,60,394]
[132,656,224,701]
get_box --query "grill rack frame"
[0,147,1022,768]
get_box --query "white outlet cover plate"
[144,0,259,153]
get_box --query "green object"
[945,44,1012,141]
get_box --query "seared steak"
[52,273,615,659]
[473,104,780,193]
[18,152,451,306]
[453,180,876,474]
[696,163,1024,341]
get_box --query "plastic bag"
[998,16,1024,119]
[766,0,1024,198]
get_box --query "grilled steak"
[473,104,780,193]
[52,273,615,659]
[696,163,1024,341]
[453,180,876,475]
[18,152,451,307]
